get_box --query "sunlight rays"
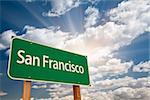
[20,1,50,28]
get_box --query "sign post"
[22,81,31,100]
[73,85,81,100]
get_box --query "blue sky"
[0,0,150,100]
[1,0,123,33]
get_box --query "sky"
[0,0,150,100]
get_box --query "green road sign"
[8,37,90,85]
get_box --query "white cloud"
[1,0,149,84]
[30,77,150,100]
[64,22,126,55]
[0,30,16,50]
[109,0,150,33]
[42,0,102,17]
[133,61,150,72]
[94,76,150,90]
[37,87,150,100]
[32,84,47,89]
[91,59,133,81]
[0,91,7,96]
[3,0,149,55]
[42,0,80,17]
[84,6,100,28]
[45,84,72,99]
[21,26,71,49]
[0,0,149,81]
[56,77,150,100]
[112,87,150,100]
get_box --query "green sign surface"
[8,37,90,85]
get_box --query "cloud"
[37,88,150,100]
[21,25,71,49]
[30,72,150,100]
[94,76,150,90]
[42,0,102,17]
[45,84,72,99]
[32,84,47,89]
[82,87,150,100]
[112,87,150,100]
[0,30,16,50]
[84,6,100,28]
[3,0,149,55]
[91,58,133,81]
[42,0,80,17]
[109,0,150,33]
[57,77,150,100]
[1,0,149,81]
[133,61,150,72]
[0,91,7,96]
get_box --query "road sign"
[8,37,90,85]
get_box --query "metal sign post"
[73,85,81,100]
[22,81,31,100]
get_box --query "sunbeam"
[19,1,50,28]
